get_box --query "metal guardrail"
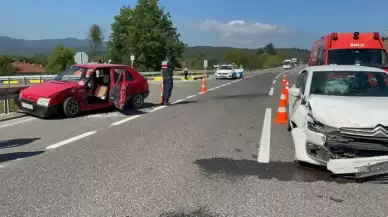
[0,86,27,114]
[0,70,214,87]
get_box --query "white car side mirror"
[289,88,301,97]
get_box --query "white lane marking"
[149,106,166,112]
[186,95,196,99]
[171,99,184,104]
[0,117,35,129]
[272,80,276,84]
[46,131,97,150]
[111,114,141,126]
[110,74,261,126]
[258,108,272,163]
[268,87,274,96]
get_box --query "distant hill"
[0,36,105,55]
[0,36,310,62]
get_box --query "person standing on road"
[183,67,189,80]
[161,58,174,105]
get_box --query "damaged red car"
[15,63,149,118]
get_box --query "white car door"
[289,70,309,128]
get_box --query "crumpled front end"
[325,128,388,177]
[295,96,388,178]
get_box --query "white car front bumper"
[215,72,235,79]
[292,127,388,176]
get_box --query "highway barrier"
[0,70,214,87]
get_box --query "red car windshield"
[54,66,93,82]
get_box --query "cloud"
[195,20,283,36]
[193,19,295,48]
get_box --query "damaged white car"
[287,65,388,178]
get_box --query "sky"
[0,0,388,49]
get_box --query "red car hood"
[22,81,80,98]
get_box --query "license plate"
[355,161,388,178]
[21,102,33,110]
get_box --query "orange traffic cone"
[275,86,288,124]
[282,77,287,85]
[159,82,164,105]
[284,81,289,101]
[201,73,207,93]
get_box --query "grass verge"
[0,99,20,113]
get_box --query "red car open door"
[109,67,127,110]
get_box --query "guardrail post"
[3,98,9,114]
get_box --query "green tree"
[264,43,276,55]
[45,44,75,74]
[108,0,184,70]
[108,5,134,65]
[88,24,104,61]
[0,56,16,76]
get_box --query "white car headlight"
[37,97,50,106]
[307,113,336,133]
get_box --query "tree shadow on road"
[0,138,40,149]
[0,151,44,163]
[160,207,221,217]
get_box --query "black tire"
[63,97,80,118]
[287,121,292,131]
[286,104,292,131]
[130,93,144,109]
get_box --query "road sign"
[74,52,88,64]
[203,60,208,68]
[130,55,135,61]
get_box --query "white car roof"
[306,65,386,73]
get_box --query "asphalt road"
[1,66,388,217]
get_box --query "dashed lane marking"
[268,87,274,96]
[110,114,142,126]
[186,95,196,99]
[0,117,35,129]
[46,131,97,150]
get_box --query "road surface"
[1,67,387,217]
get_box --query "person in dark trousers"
[161,58,174,105]
[183,67,189,80]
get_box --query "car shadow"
[171,100,198,106]
[0,138,40,149]
[193,157,344,183]
[159,207,220,217]
[0,151,44,163]
[210,93,269,100]
[195,157,388,184]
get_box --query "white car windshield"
[54,66,93,82]
[310,71,388,97]
[219,66,233,70]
